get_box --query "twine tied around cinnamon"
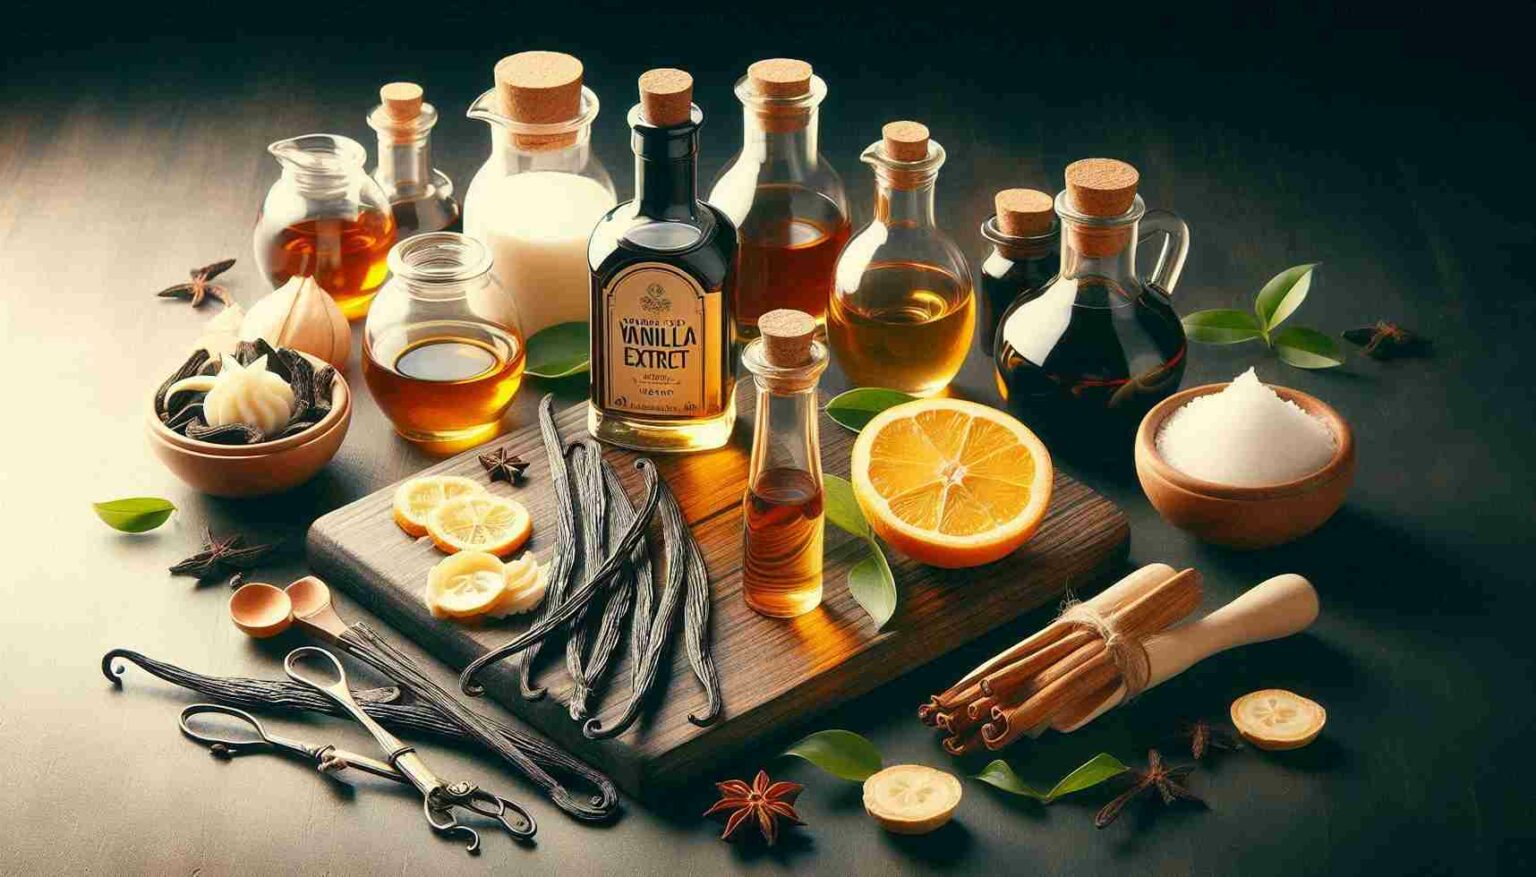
[1056,597,1153,698]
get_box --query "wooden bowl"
[146,390,351,497]
[1134,382,1354,549]
[148,352,350,457]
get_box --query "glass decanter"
[977,188,1060,354]
[463,52,616,339]
[367,82,461,237]
[708,58,849,342]
[740,309,829,618]
[995,159,1189,457]
[828,122,973,397]
[363,232,525,449]
[253,134,397,320]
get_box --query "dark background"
[2,1,1532,874]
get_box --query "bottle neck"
[739,107,819,167]
[744,339,829,484]
[487,125,595,174]
[874,175,937,228]
[1059,216,1140,283]
[632,115,703,221]
[375,134,434,198]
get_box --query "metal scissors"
[180,702,407,783]
[281,646,536,852]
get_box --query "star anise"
[169,527,275,582]
[157,258,236,308]
[1342,321,1430,360]
[1180,718,1243,760]
[1094,749,1202,829]
[478,447,529,484]
[703,769,805,845]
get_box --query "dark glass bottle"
[978,188,1060,354]
[367,83,461,237]
[588,69,738,452]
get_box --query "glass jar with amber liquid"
[254,134,396,319]
[709,58,849,342]
[363,232,525,448]
[588,69,737,452]
[829,122,973,396]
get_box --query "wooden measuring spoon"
[285,575,349,642]
[228,582,294,638]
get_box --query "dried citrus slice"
[392,476,484,537]
[862,764,962,835]
[425,551,507,619]
[850,398,1053,567]
[488,554,548,617]
[1231,689,1326,750]
[426,494,532,557]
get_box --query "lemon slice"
[425,551,507,618]
[1231,689,1326,751]
[488,554,548,617]
[862,764,962,834]
[392,476,484,537]
[426,494,532,557]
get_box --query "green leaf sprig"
[823,474,897,629]
[93,497,177,533]
[972,753,1128,803]
[523,322,590,379]
[1182,264,1343,369]
[824,388,916,432]
[782,730,884,781]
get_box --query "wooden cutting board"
[307,397,1128,799]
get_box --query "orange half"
[851,399,1053,568]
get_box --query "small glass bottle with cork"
[829,121,974,397]
[977,188,1060,355]
[709,58,850,343]
[463,51,616,339]
[587,68,738,453]
[367,82,461,237]
[740,309,828,618]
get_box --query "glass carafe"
[828,123,973,397]
[708,60,850,342]
[363,232,525,449]
[462,85,615,339]
[994,191,1189,456]
[253,134,397,320]
[367,83,461,237]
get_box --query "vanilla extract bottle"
[588,69,738,452]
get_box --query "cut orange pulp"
[392,476,484,537]
[851,398,1053,568]
[426,494,532,557]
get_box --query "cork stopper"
[494,51,584,150]
[881,121,930,162]
[639,68,694,127]
[1064,158,1139,217]
[380,82,423,121]
[758,309,817,367]
[748,58,813,98]
[995,188,1055,237]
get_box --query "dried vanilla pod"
[155,349,210,417]
[681,520,721,726]
[166,402,205,431]
[186,421,263,445]
[564,439,609,720]
[602,459,655,693]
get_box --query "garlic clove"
[240,275,352,369]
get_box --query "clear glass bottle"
[588,69,737,453]
[828,122,973,397]
[741,310,828,618]
[978,189,1060,355]
[363,232,525,449]
[995,158,1189,457]
[367,82,461,237]
[463,52,616,339]
[253,134,397,320]
[708,58,849,342]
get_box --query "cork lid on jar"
[494,51,585,149]
[758,309,818,368]
[995,188,1055,237]
[639,68,694,127]
[881,121,931,162]
[748,58,813,98]
[380,82,424,121]
[1064,158,1139,217]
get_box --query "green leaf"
[93,497,176,533]
[973,753,1128,802]
[1273,325,1345,369]
[824,388,916,432]
[782,730,884,781]
[1253,263,1318,331]
[822,474,869,539]
[523,322,590,379]
[848,547,898,629]
[1182,309,1264,345]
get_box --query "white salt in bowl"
[1134,382,1354,549]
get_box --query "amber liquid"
[743,467,825,618]
[363,321,525,445]
[733,185,850,339]
[828,262,975,396]
[257,211,396,320]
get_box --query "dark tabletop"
[3,2,1532,874]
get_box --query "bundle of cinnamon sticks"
[921,564,1202,754]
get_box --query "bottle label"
[601,262,723,417]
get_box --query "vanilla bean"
[563,440,609,720]
[515,395,580,701]
[603,459,655,693]
[567,459,643,717]
[680,506,721,726]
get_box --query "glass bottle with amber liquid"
[978,188,1060,355]
[367,82,461,237]
[995,159,1189,457]
[709,58,849,342]
[829,122,974,396]
[588,69,737,452]
[741,309,828,618]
